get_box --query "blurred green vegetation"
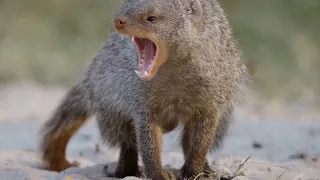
[0,0,319,102]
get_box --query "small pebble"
[95,144,101,153]
[267,167,271,172]
[252,141,263,149]
[289,153,306,160]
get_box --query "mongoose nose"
[114,17,126,30]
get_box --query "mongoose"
[39,0,250,179]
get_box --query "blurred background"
[0,0,319,105]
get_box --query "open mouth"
[131,37,159,80]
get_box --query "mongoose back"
[39,0,250,179]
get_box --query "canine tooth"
[131,37,135,42]
[135,70,140,76]
[144,71,148,77]
[135,70,143,77]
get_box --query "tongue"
[143,40,155,71]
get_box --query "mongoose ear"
[189,0,202,23]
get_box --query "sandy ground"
[0,82,319,180]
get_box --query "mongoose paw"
[161,170,176,180]
[178,165,203,180]
[69,160,80,168]
[114,169,143,178]
[59,160,80,171]
[177,162,215,179]
[204,162,215,175]
[106,166,142,178]
[46,160,79,172]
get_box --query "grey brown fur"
[39,0,250,179]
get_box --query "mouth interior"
[131,37,159,79]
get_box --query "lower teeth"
[135,70,149,78]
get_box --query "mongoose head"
[113,0,203,80]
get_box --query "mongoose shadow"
[38,0,251,180]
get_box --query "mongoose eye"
[146,16,157,22]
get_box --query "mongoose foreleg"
[134,112,176,180]
[180,111,218,179]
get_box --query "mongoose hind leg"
[210,106,233,152]
[40,117,85,171]
[107,142,142,178]
[97,115,142,178]
[179,111,218,180]
[39,85,91,172]
[108,124,142,178]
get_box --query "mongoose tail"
[38,84,91,171]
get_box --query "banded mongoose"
[39,0,250,179]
